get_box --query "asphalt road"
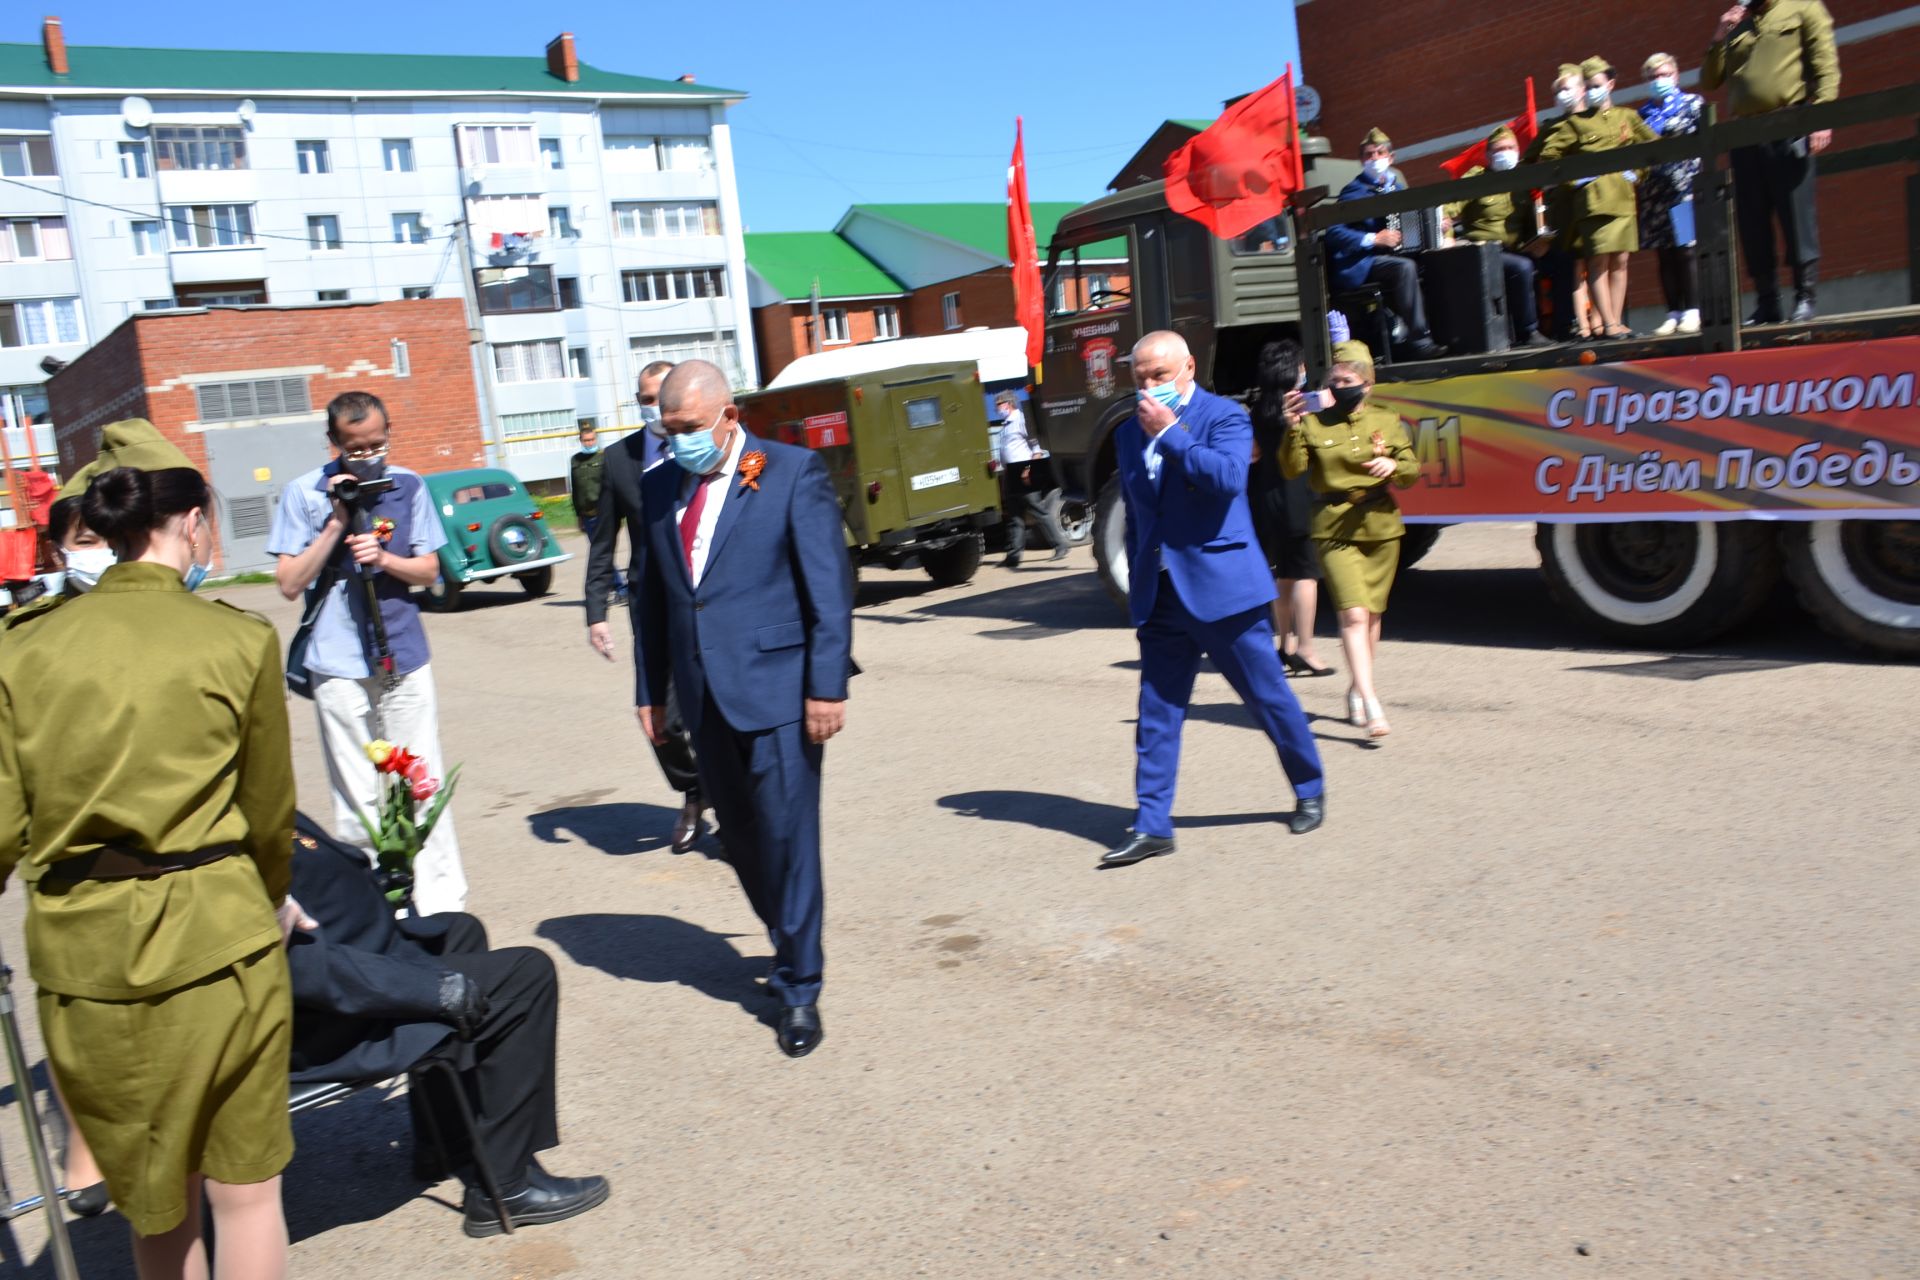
[2,523,1915,1279]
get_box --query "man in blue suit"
[1103,332,1326,868]
[634,361,853,1057]
[1324,128,1444,362]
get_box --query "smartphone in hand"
[1302,389,1334,414]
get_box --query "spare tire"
[487,514,542,566]
[1535,519,1778,646]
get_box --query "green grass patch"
[536,495,581,532]
[207,571,278,588]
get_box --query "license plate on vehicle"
[910,467,961,491]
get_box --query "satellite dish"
[121,96,152,130]
[237,99,257,127]
[1296,84,1323,125]
[417,212,436,233]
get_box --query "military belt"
[1318,485,1396,511]
[39,842,241,884]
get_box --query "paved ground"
[2,523,1915,1279]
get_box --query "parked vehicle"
[419,467,571,612]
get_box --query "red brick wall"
[753,298,913,383]
[906,269,1016,336]
[1299,0,1920,301]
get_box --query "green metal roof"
[745,232,903,301]
[1170,118,1216,131]
[847,202,1125,262]
[0,41,742,98]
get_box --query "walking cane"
[0,943,81,1280]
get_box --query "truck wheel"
[1092,474,1129,607]
[1399,524,1443,570]
[422,576,464,614]
[920,533,983,586]
[516,566,554,597]
[1058,497,1094,545]
[1535,520,1777,646]
[1781,520,1920,657]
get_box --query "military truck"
[736,361,1000,586]
[1038,89,1920,655]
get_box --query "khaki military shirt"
[1445,165,1540,251]
[1535,108,1659,220]
[0,562,295,999]
[1280,402,1420,542]
[1702,0,1840,118]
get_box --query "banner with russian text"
[1371,338,1920,523]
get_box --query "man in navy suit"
[634,361,853,1057]
[1324,129,1444,362]
[1103,332,1326,868]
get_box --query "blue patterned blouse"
[1638,90,1704,197]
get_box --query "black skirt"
[1248,458,1319,580]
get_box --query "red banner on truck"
[1374,337,1920,522]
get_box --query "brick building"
[46,297,484,570]
[1296,0,1920,316]
[745,231,907,380]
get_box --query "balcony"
[170,245,268,285]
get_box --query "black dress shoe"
[1522,329,1555,347]
[1790,294,1816,322]
[1100,832,1175,867]
[1282,651,1335,678]
[1745,297,1783,326]
[64,1181,109,1218]
[1287,795,1325,835]
[1400,337,1444,361]
[462,1163,611,1238]
[777,1004,824,1058]
[670,801,704,854]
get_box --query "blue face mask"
[580,443,599,455]
[182,512,211,592]
[1142,381,1183,411]
[669,410,728,475]
[1651,76,1678,99]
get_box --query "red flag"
[1006,117,1044,372]
[1439,78,1539,179]
[1164,67,1304,239]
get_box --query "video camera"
[333,475,396,508]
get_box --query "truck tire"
[920,533,983,586]
[1535,520,1777,646]
[1399,524,1443,570]
[1780,520,1920,658]
[1092,473,1129,608]
[1057,496,1094,545]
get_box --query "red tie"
[680,473,716,574]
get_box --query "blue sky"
[46,0,1302,231]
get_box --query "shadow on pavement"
[537,914,770,1026]
[907,571,1125,639]
[284,1087,434,1245]
[527,801,709,859]
[938,791,1288,846]
[3,1207,144,1279]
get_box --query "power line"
[733,124,1142,161]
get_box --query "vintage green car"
[419,467,571,612]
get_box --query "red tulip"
[403,758,429,784]
[410,777,439,801]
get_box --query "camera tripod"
[0,943,80,1279]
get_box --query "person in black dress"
[1248,340,1333,677]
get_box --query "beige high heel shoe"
[1363,696,1391,740]
[1347,688,1365,727]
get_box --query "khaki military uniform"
[1280,401,1419,614]
[1535,107,1660,256]
[0,561,296,1236]
[1702,0,1839,118]
[1445,166,1540,251]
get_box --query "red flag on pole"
[1438,78,1539,179]
[1164,67,1305,240]
[1006,118,1044,373]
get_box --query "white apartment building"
[0,20,756,485]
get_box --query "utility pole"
[453,218,502,465]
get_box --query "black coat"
[286,814,458,1084]
[583,430,666,627]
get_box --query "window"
[391,212,428,244]
[660,136,713,171]
[1086,272,1112,302]
[142,298,177,311]
[875,305,900,340]
[0,218,71,263]
[821,308,849,345]
[401,286,433,300]
[130,219,165,257]
[307,215,343,252]
[0,299,83,348]
[1046,243,1131,318]
[1166,218,1211,300]
[466,195,543,242]
[621,267,726,303]
[176,284,267,306]
[557,276,582,309]
[153,125,246,172]
[628,331,742,383]
[316,289,348,301]
[457,124,536,168]
[492,339,567,384]
[382,138,415,172]
[391,338,411,377]
[0,137,57,178]
[601,135,659,174]
[476,265,557,315]
[194,376,311,423]
[539,138,564,170]
[942,291,962,330]
[295,140,331,175]
[497,410,576,457]
[548,206,576,240]
[117,141,150,179]
[567,345,591,379]
[166,204,256,249]
[452,478,524,501]
[612,201,720,240]
[905,397,943,429]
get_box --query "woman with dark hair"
[0,425,300,1278]
[44,494,115,597]
[1248,339,1334,677]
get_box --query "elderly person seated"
[1444,125,1556,348]
[286,815,609,1237]
[1324,128,1444,361]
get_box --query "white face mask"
[63,544,116,592]
[1556,87,1579,109]
[1490,149,1519,172]
[1363,156,1392,179]
[1586,84,1610,109]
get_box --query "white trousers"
[312,662,467,914]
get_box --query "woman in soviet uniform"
[0,420,300,1277]
[1534,55,1660,339]
[1525,64,1599,339]
[1281,340,1419,741]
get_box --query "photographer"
[267,391,468,914]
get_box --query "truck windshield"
[1045,240,1131,319]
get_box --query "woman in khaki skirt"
[1281,342,1419,739]
[0,428,301,1278]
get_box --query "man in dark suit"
[1103,331,1326,869]
[634,360,854,1058]
[1324,128,1444,361]
[285,814,608,1237]
[584,360,706,853]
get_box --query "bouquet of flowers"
[358,740,461,906]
